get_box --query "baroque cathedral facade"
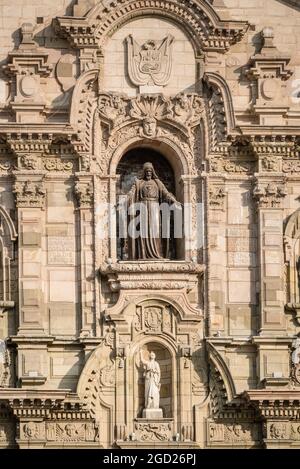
[0,0,300,449]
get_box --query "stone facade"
[0,0,300,449]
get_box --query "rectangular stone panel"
[228,305,256,336]
[22,281,40,306]
[48,270,76,303]
[47,236,75,265]
[21,309,41,326]
[49,303,77,336]
[50,353,82,378]
[22,249,41,277]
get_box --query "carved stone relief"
[253,182,287,208]
[74,181,94,208]
[209,186,226,210]
[13,180,46,209]
[126,35,174,91]
[208,421,260,445]
[134,421,172,442]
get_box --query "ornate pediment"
[54,0,249,54]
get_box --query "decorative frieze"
[99,261,204,293]
[208,421,261,446]
[267,421,300,441]
[210,157,254,174]
[13,180,46,209]
[46,422,99,443]
[260,155,281,173]
[43,158,74,172]
[134,420,172,442]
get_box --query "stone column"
[179,346,194,442]
[180,175,202,263]
[253,179,287,334]
[13,174,49,385]
[207,177,227,336]
[253,177,290,383]
[74,175,95,337]
[14,176,46,336]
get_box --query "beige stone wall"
[0,0,300,449]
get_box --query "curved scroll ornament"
[126,35,174,88]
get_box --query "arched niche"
[284,209,300,323]
[135,342,173,419]
[0,206,17,304]
[115,144,183,260]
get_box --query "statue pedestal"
[142,408,163,419]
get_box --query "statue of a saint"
[127,162,180,260]
[140,350,161,412]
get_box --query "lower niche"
[136,342,172,419]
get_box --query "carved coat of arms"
[126,35,174,88]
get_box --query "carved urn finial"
[20,23,36,49]
[260,27,277,56]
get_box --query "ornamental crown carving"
[74,181,94,208]
[13,180,46,208]
[98,92,204,137]
[253,182,287,208]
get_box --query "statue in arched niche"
[127,162,181,260]
[140,350,163,418]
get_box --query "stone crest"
[126,35,174,90]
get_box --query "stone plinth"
[142,408,163,419]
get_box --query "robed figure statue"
[140,350,161,410]
[127,162,180,260]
